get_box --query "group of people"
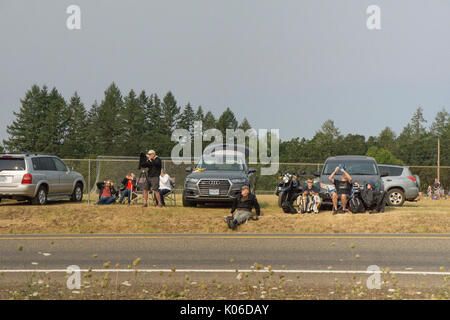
[328,166,386,214]
[96,150,174,206]
[426,178,447,200]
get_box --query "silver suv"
[378,164,420,206]
[0,154,85,205]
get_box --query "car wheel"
[31,186,47,205]
[71,183,83,202]
[182,192,197,207]
[278,191,286,208]
[387,188,405,207]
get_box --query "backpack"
[349,196,365,213]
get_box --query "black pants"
[363,191,386,212]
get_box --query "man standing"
[329,165,353,214]
[141,149,162,207]
[225,186,261,230]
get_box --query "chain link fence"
[61,157,449,203]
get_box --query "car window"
[53,158,67,171]
[323,160,378,175]
[33,157,57,171]
[0,157,26,171]
[379,166,403,176]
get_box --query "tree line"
[2,83,449,173]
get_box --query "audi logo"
[206,180,220,185]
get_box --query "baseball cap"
[147,150,155,155]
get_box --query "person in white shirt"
[158,169,173,206]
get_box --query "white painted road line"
[1,269,449,275]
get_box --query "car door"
[40,157,60,195]
[52,158,73,194]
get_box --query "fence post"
[88,159,91,205]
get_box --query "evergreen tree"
[238,118,252,131]
[87,83,124,155]
[194,106,205,123]
[430,108,449,137]
[60,92,88,158]
[203,111,216,130]
[178,103,195,131]
[216,107,238,134]
[120,89,147,156]
[3,85,43,152]
[160,91,180,136]
[38,87,69,155]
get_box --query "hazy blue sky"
[1,0,449,143]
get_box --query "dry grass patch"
[0,196,449,234]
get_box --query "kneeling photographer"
[139,149,163,207]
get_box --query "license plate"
[209,189,220,195]
[0,176,12,183]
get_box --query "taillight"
[408,176,416,183]
[21,173,32,184]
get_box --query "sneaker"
[142,203,148,208]
[369,210,378,214]
[332,209,338,215]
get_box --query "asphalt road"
[0,233,449,272]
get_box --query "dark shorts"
[333,192,350,198]
[144,176,160,191]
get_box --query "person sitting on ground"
[119,173,136,205]
[356,181,386,214]
[96,180,118,205]
[300,178,321,213]
[433,178,441,200]
[157,169,174,207]
[329,165,353,214]
[224,186,261,230]
[427,185,432,198]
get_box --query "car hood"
[186,170,247,180]
[319,174,383,187]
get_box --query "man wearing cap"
[224,186,261,230]
[141,149,163,207]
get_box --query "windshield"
[322,160,378,175]
[195,155,245,171]
[0,157,26,171]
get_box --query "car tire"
[387,188,405,207]
[30,186,47,205]
[278,191,286,208]
[182,192,197,207]
[71,183,83,202]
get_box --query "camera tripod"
[136,169,150,191]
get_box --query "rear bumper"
[0,184,36,199]
[404,186,419,201]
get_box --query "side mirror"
[185,167,192,173]
[248,167,256,174]
[313,171,320,177]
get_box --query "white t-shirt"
[159,174,172,190]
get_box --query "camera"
[138,152,147,170]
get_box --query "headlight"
[320,183,335,192]
[283,176,289,183]
[231,178,247,183]
[186,178,199,184]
